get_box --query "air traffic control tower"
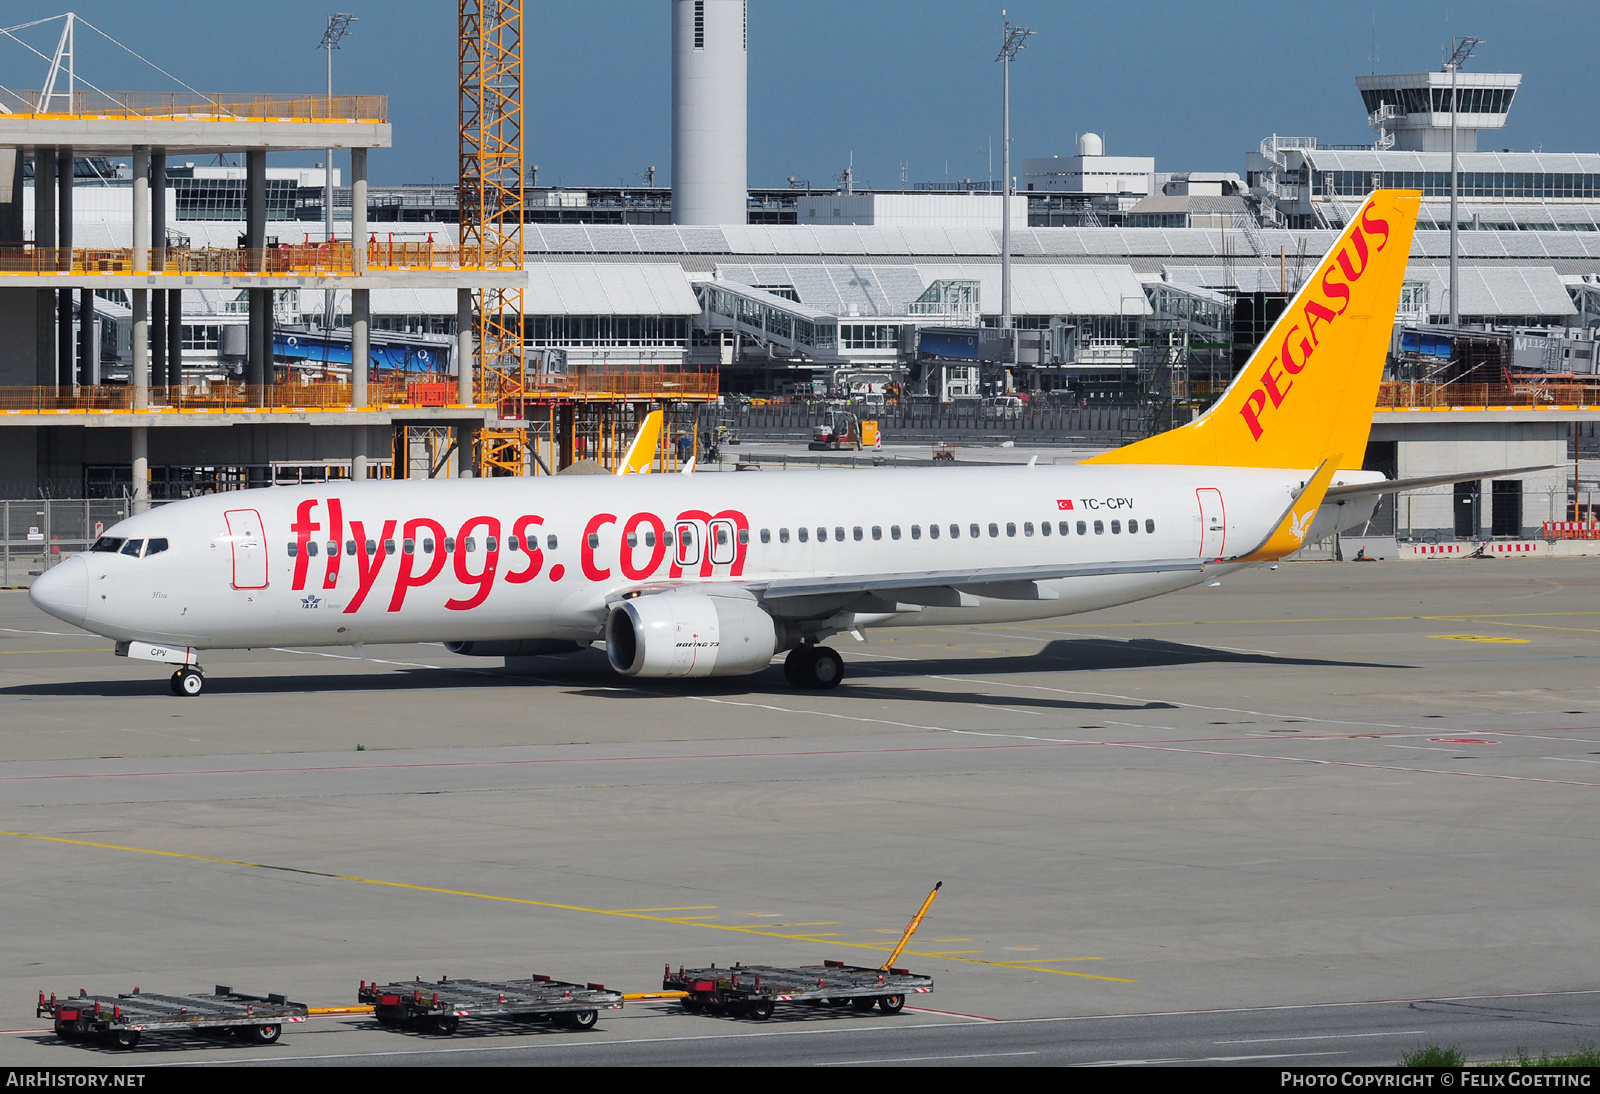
[0,87,521,504]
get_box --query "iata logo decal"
[1239,201,1392,441]
[300,594,322,610]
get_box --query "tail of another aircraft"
[1085,189,1421,471]
[616,410,665,475]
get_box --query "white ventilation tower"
[671,0,748,225]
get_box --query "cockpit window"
[90,536,125,553]
[120,539,145,557]
[145,538,169,557]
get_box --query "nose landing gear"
[169,667,205,697]
[783,644,844,690]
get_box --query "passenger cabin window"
[1024,522,1034,536]
[365,539,377,556]
[1076,521,1087,535]
[346,540,358,556]
[1005,523,1016,537]
[587,533,601,549]
[1127,520,1137,535]
[403,538,416,554]
[798,527,809,542]
[305,540,318,557]
[853,527,864,541]
[485,536,498,552]
[929,524,939,539]
[463,537,477,553]
[424,538,436,553]
[817,527,827,542]
[835,526,845,542]
[779,528,790,543]
[444,537,455,553]
[738,528,750,545]
[644,531,657,548]
[969,524,980,538]
[326,540,337,555]
[1093,521,1104,535]
[287,542,298,558]
[384,539,396,555]
[949,524,959,539]
[1041,521,1051,536]
[890,526,901,540]
[1146,519,1155,533]
[1111,520,1121,534]
[760,529,771,544]
[547,535,558,551]
[910,525,920,540]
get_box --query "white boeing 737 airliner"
[30,191,1497,696]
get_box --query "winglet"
[616,410,664,475]
[1231,455,1342,563]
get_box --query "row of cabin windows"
[285,517,1162,560]
[757,518,1157,543]
[288,534,558,558]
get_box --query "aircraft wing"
[1322,464,1556,500]
[749,557,1205,603]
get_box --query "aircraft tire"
[169,670,184,695]
[178,668,205,697]
[783,647,814,688]
[810,647,844,690]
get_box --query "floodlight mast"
[996,12,1033,337]
[319,12,356,340]
[1445,34,1481,327]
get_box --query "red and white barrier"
[1485,541,1540,554]
[1411,543,1464,556]
[1409,541,1541,558]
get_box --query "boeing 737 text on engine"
[28,191,1529,696]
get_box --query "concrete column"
[457,424,476,478]
[34,148,55,386]
[351,288,369,407]
[456,288,473,405]
[150,150,165,384]
[352,427,368,482]
[132,286,148,409]
[246,149,266,387]
[167,290,183,387]
[131,426,149,513]
[0,148,22,244]
[55,147,73,387]
[350,147,367,273]
[34,147,55,251]
[78,286,91,386]
[131,148,148,272]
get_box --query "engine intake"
[607,588,781,678]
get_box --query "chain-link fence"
[1,499,163,587]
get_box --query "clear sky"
[3,2,1594,187]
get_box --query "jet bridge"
[696,280,840,360]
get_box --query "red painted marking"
[1428,738,1498,745]
[549,563,565,581]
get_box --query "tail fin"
[1085,189,1420,470]
[616,410,664,475]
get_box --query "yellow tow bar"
[881,881,942,971]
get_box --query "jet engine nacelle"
[606,588,782,678]
[446,639,586,657]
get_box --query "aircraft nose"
[29,554,88,628]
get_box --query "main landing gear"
[169,666,205,697]
[784,644,844,690]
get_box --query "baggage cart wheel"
[810,647,844,690]
[248,1024,281,1044]
[680,997,704,1013]
[747,999,775,1021]
[851,997,876,1012]
[374,1010,401,1028]
[178,667,204,697]
[824,997,849,1008]
[430,1016,459,1036]
[878,994,906,1014]
[110,1029,141,1050]
[562,1009,598,1031]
